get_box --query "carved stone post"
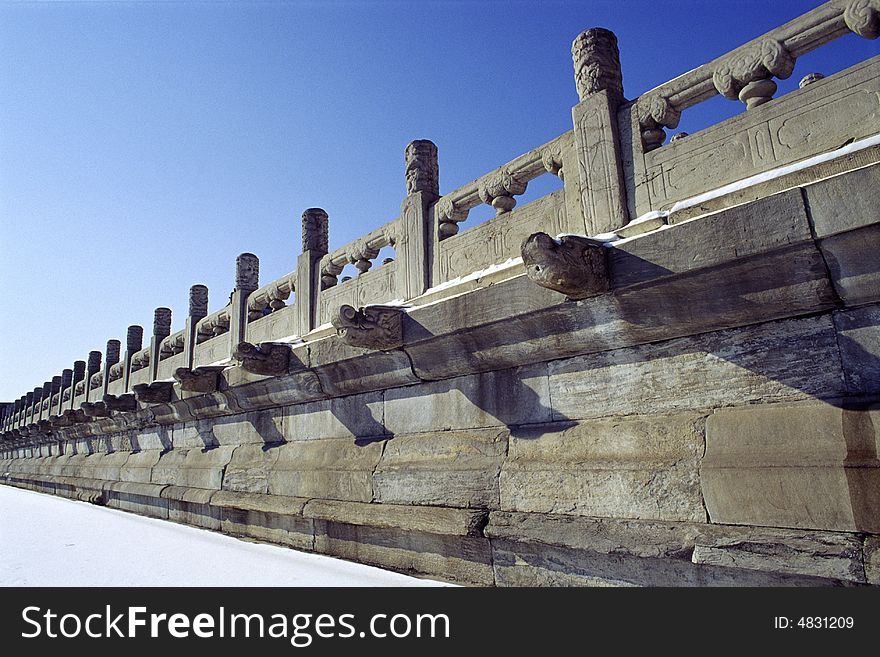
[31,388,42,427]
[40,381,52,421]
[401,140,439,299]
[184,284,208,370]
[570,28,629,235]
[230,253,259,356]
[297,211,328,336]
[57,369,72,416]
[102,339,121,396]
[85,350,102,402]
[149,307,172,381]
[70,360,85,410]
[123,325,143,392]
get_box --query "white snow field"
[0,485,449,587]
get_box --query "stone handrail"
[195,306,231,343]
[320,218,399,288]
[434,132,569,240]
[632,0,878,150]
[247,271,296,321]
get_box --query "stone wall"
[3,1,880,586]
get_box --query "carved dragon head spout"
[521,232,610,300]
[233,342,291,376]
[331,305,404,351]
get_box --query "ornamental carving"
[80,401,109,418]
[712,38,794,107]
[845,0,880,39]
[571,27,623,102]
[102,393,137,412]
[478,168,528,214]
[132,382,174,404]
[233,341,291,376]
[635,93,681,151]
[521,232,610,299]
[174,366,225,393]
[541,147,565,181]
[331,304,404,351]
[405,140,439,196]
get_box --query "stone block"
[865,536,880,586]
[548,314,846,420]
[303,499,487,536]
[212,490,313,551]
[834,304,880,395]
[132,425,172,451]
[309,337,419,397]
[612,189,811,288]
[221,444,279,494]
[175,409,283,448]
[384,365,551,434]
[118,449,161,483]
[267,438,383,502]
[150,445,235,490]
[701,400,880,532]
[818,223,880,307]
[313,520,493,585]
[500,416,706,522]
[805,163,880,238]
[691,526,865,583]
[373,429,507,508]
[106,481,168,519]
[161,485,220,530]
[279,392,386,442]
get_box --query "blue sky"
[0,0,876,401]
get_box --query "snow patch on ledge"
[421,256,524,297]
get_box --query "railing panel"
[635,56,880,215]
[193,333,231,369]
[246,303,298,344]
[156,351,186,381]
[437,189,568,283]
[318,261,398,325]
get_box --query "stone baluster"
[123,325,143,392]
[712,38,795,109]
[401,140,439,298]
[58,369,72,415]
[149,308,172,381]
[85,350,102,401]
[231,253,259,353]
[183,284,209,371]
[102,339,121,397]
[25,391,34,427]
[298,209,329,335]
[570,27,629,234]
[40,381,52,421]
[50,376,62,417]
[70,360,86,410]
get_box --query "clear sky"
[0,0,876,402]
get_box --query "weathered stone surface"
[173,410,282,448]
[304,499,487,536]
[834,304,880,395]
[106,481,168,519]
[150,446,235,490]
[267,438,383,502]
[614,188,811,284]
[805,163,880,238]
[214,490,313,550]
[313,520,494,585]
[373,429,507,508]
[865,536,880,585]
[691,527,865,583]
[501,416,706,522]
[132,426,172,451]
[174,366,224,393]
[818,223,880,307]
[118,449,161,483]
[384,365,551,433]
[548,314,846,420]
[309,337,419,396]
[702,400,880,532]
[161,485,220,529]
[279,392,385,442]
[221,444,280,494]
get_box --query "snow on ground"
[0,486,449,587]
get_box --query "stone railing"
[2,0,878,441]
